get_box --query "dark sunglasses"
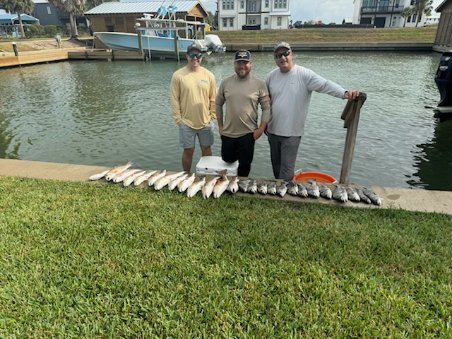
[188,52,203,60]
[274,50,291,59]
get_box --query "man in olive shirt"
[170,42,217,172]
[216,50,270,177]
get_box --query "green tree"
[49,0,85,37]
[401,6,415,27]
[0,0,34,38]
[414,0,433,27]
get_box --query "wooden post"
[174,35,180,62]
[339,92,367,185]
[137,28,143,55]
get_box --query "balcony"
[361,5,404,14]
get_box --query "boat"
[93,6,225,60]
[433,51,452,121]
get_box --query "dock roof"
[85,0,206,16]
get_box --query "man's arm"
[170,74,182,124]
[254,93,270,140]
[209,74,217,121]
[215,81,225,136]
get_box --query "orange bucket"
[293,171,337,183]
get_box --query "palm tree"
[413,0,433,27]
[49,0,85,38]
[401,6,415,27]
[0,0,34,38]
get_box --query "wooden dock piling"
[339,93,367,185]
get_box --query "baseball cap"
[234,50,251,62]
[187,42,203,53]
[273,41,291,52]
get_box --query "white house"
[352,0,435,28]
[218,0,290,31]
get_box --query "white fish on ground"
[319,184,332,199]
[346,186,360,202]
[362,187,382,206]
[88,169,109,181]
[227,177,239,194]
[287,181,299,196]
[297,183,308,197]
[213,175,230,198]
[148,170,167,187]
[154,171,186,191]
[276,181,288,197]
[187,177,206,198]
[105,161,133,181]
[238,179,250,193]
[134,170,158,186]
[113,168,143,183]
[248,180,258,194]
[168,173,188,191]
[202,176,220,199]
[267,181,277,195]
[178,173,196,193]
[332,184,348,203]
[123,170,147,187]
[257,181,268,195]
[355,187,372,204]
[306,180,320,198]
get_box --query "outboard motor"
[205,34,226,53]
[434,51,452,121]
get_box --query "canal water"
[1,51,451,191]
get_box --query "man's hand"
[218,125,224,136]
[253,127,265,140]
[345,90,360,100]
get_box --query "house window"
[222,0,234,10]
[277,16,282,26]
[223,18,228,27]
[241,1,244,9]
[249,18,256,25]
[265,0,269,8]
[229,18,234,27]
[264,17,268,25]
[46,5,51,14]
[275,0,286,8]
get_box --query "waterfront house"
[31,0,88,31]
[85,0,208,34]
[217,0,291,31]
[0,9,39,37]
[352,0,434,28]
[434,0,452,52]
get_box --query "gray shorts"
[179,122,214,149]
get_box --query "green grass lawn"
[215,26,438,44]
[0,177,450,337]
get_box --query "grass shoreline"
[0,26,438,53]
[0,176,450,336]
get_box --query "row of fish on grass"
[89,161,381,205]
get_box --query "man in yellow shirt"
[170,42,217,172]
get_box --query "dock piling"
[339,92,367,185]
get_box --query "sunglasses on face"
[188,53,203,60]
[274,50,291,59]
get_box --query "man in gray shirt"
[266,42,360,180]
[216,50,270,177]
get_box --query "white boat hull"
[94,32,223,59]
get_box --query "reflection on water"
[0,52,450,191]
[408,119,452,191]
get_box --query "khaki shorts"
[179,122,214,149]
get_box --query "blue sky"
[202,0,443,24]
